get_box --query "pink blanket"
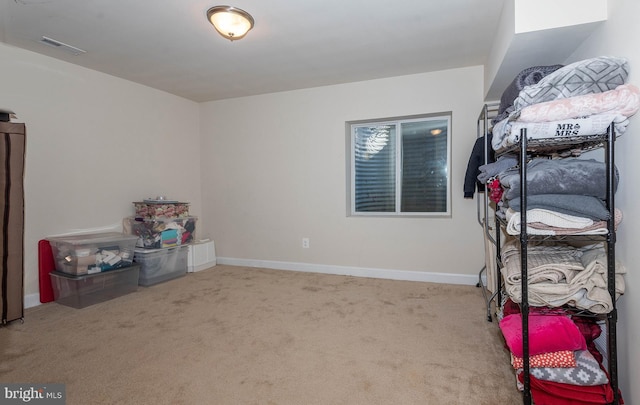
[517,83,640,123]
[499,313,586,357]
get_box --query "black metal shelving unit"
[475,102,500,322]
[478,104,621,405]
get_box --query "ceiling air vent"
[39,36,86,55]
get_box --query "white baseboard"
[188,262,217,273]
[216,257,479,286]
[25,293,41,309]
[24,259,479,309]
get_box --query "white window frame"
[347,112,452,217]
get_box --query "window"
[348,113,451,217]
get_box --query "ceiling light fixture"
[430,129,443,136]
[206,5,254,41]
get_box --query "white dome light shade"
[207,6,254,41]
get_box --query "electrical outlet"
[302,237,310,248]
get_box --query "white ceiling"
[0,0,506,102]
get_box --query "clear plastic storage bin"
[132,201,190,220]
[124,216,197,249]
[50,264,140,309]
[134,245,188,286]
[47,232,139,276]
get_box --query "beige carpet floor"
[0,265,522,404]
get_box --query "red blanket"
[518,373,616,404]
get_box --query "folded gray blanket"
[516,350,609,388]
[513,56,629,112]
[492,64,564,124]
[477,154,518,184]
[507,194,610,221]
[499,158,619,200]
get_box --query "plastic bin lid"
[126,215,198,223]
[47,232,138,245]
[134,245,189,254]
[134,201,190,204]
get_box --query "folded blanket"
[506,208,622,236]
[477,154,518,184]
[507,194,610,221]
[502,244,626,314]
[506,208,593,235]
[511,350,577,369]
[573,245,627,313]
[513,56,629,112]
[499,158,618,201]
[493,64,564,124]
[492,112,628,152]
[518,373,614,404]
[500,313,587,358]
[527,350,609,387]
[501,240,584,285]
[502,301,604,360]
[506,273,626,315]
[516,84,640,123]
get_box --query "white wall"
[567,0,640,402]
[200,66,486,282]
[2,6,634,399]
[0,43,202,302]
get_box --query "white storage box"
[188,240,216,272]
[134,245,188,286]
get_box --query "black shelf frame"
[479,105,621,405]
